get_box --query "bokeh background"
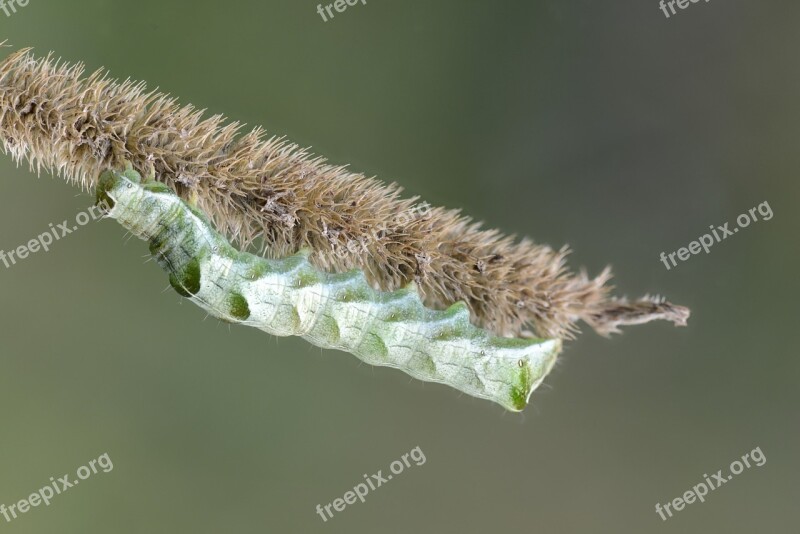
[1,1,798,532]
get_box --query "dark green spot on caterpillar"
[294,269,321,288]
[510,365,534,411]
[148,229,169,257]
[142,181,173,194]
[310,315,341,346]
[229,292,251,321]
[95,170,118,210]
[357,333,389,363]
[409,352,437,375]
[243,259,271,280]
[336,284,371,303]
[169,257,202,297]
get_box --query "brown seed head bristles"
[0,46,689,339]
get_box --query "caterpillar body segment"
[96,166,561,411]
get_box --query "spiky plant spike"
[0,46,689,339]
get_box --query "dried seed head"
[0,46,689,339]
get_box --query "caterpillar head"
[96,162,143,211]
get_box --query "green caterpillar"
[96,165,562,411]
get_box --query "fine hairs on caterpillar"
[0,46,690,342]
[98,165,561,411]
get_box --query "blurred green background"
[1,1,798,532]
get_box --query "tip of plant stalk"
[587,296,691,336]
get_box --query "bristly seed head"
[0,46,689,339]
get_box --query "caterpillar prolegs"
[96,165,561,411]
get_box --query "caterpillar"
[97,165,562,412]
